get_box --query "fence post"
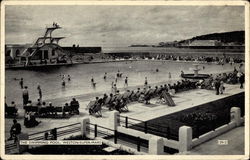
[108,110,119,130]
[179,126,192,152]
[144,122,148,134]
[125,116,128,128]
[149,136,164,155]
[230,107,241,126]
[167,127,170,139]
[52,128,57,140]
[114,130,118,144]
[94,124,97,137]
[81,117,90,137]
[137,137,141,152]
[17,133,29,154]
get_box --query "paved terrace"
[5,83,244,139]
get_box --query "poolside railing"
[118,115,180,140]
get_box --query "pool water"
[5,60,242,105]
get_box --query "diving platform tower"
[20,23,70,66]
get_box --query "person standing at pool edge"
[22,86,29,105]
[124,77,128,87]
[19,78,23,89]
[37,85,42,100]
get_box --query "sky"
[5,5,244,47]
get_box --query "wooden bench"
[5,107,18,116]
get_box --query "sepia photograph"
[1,1,249,160]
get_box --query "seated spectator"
[47,102,55,115]
[138,92,145,103]
[8,119,21,142]
[39,102,47,116]
[144,92,151,104]
[7,101,18,114]
[63,103,69,115]
[70,98,80,114]
[36,99,42,107]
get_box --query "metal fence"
[5,122,81,154]
[86,122,145,152]
[118,115,180,140]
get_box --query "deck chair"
[114,99,128,113]
[119,99,129,112]
[161,91,175,106]
[108,96,118,110]
[132,91,141,101]
[88,102,102,117]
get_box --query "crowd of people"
[197,69,245,95]
[111,54,244,65]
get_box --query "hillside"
[179,31,244,45]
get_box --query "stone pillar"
[148,136,164,155]
[179,126,192,152]
[10,48,14,59]
[230,107,241,126]
[17,133,29,154]
[108,111,119,130]
[81,117,90,137]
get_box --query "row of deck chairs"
[86,85,176,117]
[86,80,199,117]
[87,96,129,117]
[23,103,79,118]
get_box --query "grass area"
[131,92,244,140]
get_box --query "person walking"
[22,86,29,105]
[214,79,221,95]
[239,72,245,89]
[219,81,225,94]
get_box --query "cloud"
[5,5,244,46]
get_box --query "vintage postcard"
[0,0,249,160]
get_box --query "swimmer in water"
[144,77,148,86]
[124,77,128,87]
[62,80,65,87]
[103,72,107,80]
[92,82,96,88]
[156,68,159,72]
[91,77,94,83]
[68,75,71,81]
[181,71,184,76]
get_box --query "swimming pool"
[5,60,243,105]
